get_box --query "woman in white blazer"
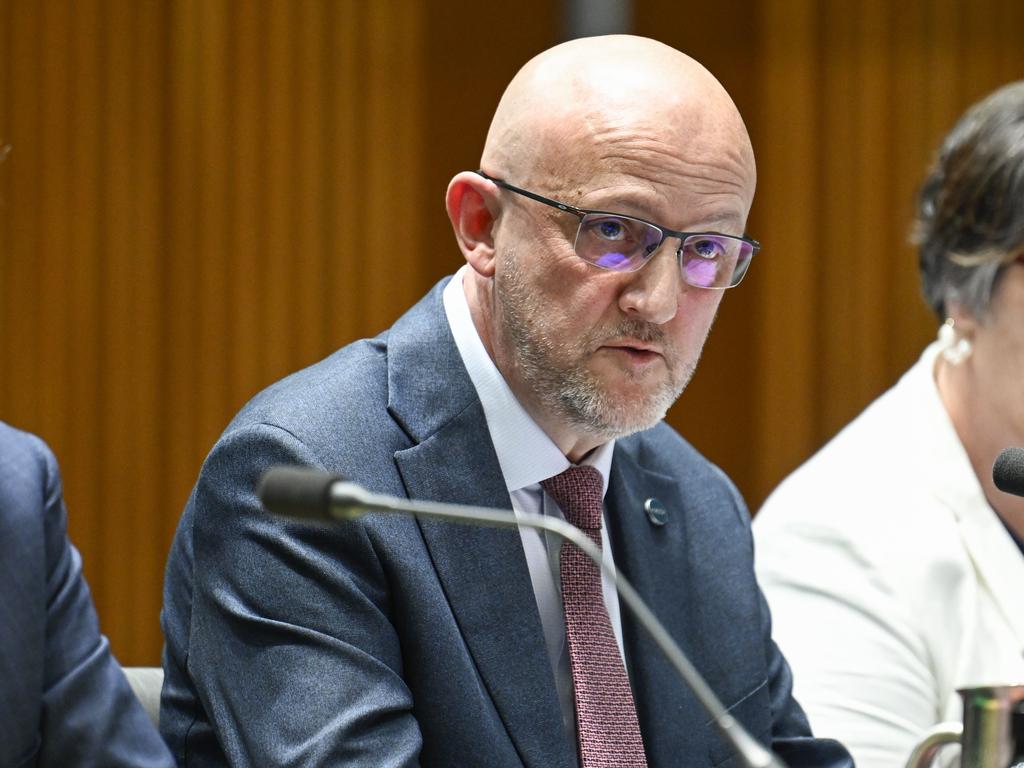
[754,82,1024,768]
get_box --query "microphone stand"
[321,479,788,768]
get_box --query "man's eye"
[593,218,628,241]
[688,237,726,259]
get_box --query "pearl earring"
[937,318,973,365]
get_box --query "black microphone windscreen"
[993,447,1024,498]
[258,466,340,520]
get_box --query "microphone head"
[993,447,1024,499]
[258,466,341,521]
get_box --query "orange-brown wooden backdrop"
[1,0,1022,664]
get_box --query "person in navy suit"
[161,35,852,767]
[0,421,174,767]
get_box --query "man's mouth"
[599,340,665,364]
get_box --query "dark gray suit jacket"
[0,422,174,768]
[161,279,852,767]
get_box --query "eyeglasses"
[478,170,760,289]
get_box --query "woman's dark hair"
[914,81,1024,321]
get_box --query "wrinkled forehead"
[524,103,755,223]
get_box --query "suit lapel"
[904,351,1024,659]
[386,281,573,768]
[955,501,1024,656]
[605,443,709,761]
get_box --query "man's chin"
[591,367,676,405]
[562,388,675,441]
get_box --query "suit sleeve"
[177,422,422,767]
[29,437,175,768]
[718,476,855,768]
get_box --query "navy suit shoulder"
[161,281,516,767]
[221,337,418,487]
[0,422,173,768]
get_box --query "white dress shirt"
[754,342,1024,768]
[442,267,625,742]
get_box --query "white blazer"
[754,343,1024,768]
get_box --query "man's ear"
[446,171,499,278]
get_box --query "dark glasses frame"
[477,169,760,289]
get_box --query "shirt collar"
[442,267,614,495]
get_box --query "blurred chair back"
[123,666,164,728]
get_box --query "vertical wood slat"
[164,0,203,554]
[228,0,265,404]
[4,1,41,427]
[262,0,296,381]
[294,0,328,365]
[37,1,71,455]
[325,0,362,347]
[925,0,961,161]
[999,0,1024,82]
[818,1,859,438]
[0,0,8,342]
[66,0,103,581]
[752,0,820,498]
[815,0,893,435]
[888,0,936,376]
[363,1,423,333]
[97,0,135,650]
[196,0,230,452]
[852,0,891,408]
[128,0,166,660]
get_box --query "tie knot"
[541,465,604,531]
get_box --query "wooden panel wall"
[745,0,1024,499]
[1,0,1021,663]
[0,0,425,663]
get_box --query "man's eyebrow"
[579,197,745,233]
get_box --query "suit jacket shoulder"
[0,422,173,768]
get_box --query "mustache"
[595,318,670,347]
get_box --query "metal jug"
[905,685,1024,768]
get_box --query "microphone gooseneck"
[258,466,787,768]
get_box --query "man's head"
[446,35,757,460]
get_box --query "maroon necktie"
[541,465,648,767]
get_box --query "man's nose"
[617,241,682,325]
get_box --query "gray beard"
[495,254,694,442]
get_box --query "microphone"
[259,466,788,768]
[993,447,1024,498]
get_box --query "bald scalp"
[480,35,755,201]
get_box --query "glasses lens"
[575,214,662,272]
[575,214,756,289]
[681,235,755,289]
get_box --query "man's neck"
[463,271,606,464]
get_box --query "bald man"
[161,36,852,767]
